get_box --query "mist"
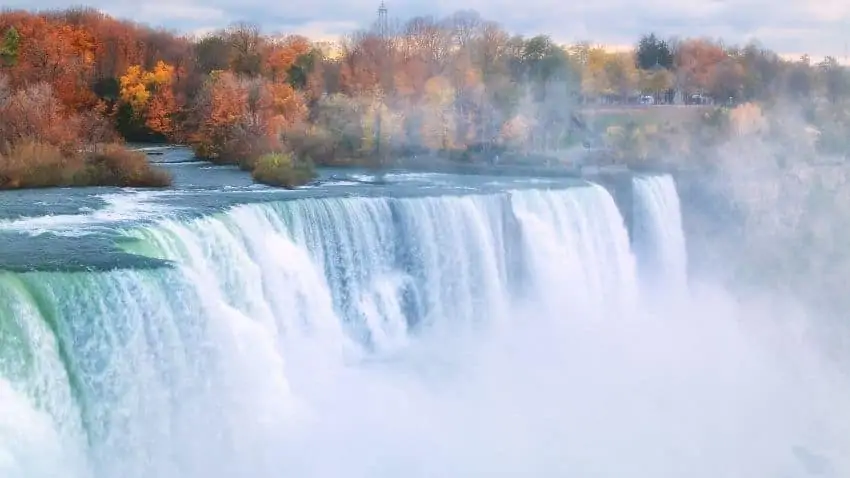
[2,8,850,478]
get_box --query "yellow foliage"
[119,65,151,110]
[119,62,175,111]
[639,69,673,94]
[582,48,611,96]
[268,82,307,123]
[581,48,638,97]
[143,61,174,86]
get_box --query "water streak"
[632,174,689,297]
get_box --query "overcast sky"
[10,0,850,61]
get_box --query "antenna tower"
[378,2,388,40]
[374,1,389,174]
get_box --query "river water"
[0,147,847,477]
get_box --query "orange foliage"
[0,13,96,109]
[118,61,179,136]
[675,39,728,93]
[189,71,306,164]
[338,34,386,95]
[265,35,311,82]
[268,82,307,123]
[7,5,840,177]
[145,88,177,135]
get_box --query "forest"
[0,7,849,188]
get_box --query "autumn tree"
[674,39,726,97]
[2,14,96,109]
[604,52,639,100]
[709,56,745,103]
[639,68,673,101]
[3,6,850,172]
[0,82,79,151]
[226,22,264,77]
[339,32,385,96]
[264,35,311,83]
[189,70,306,166]
[581,47,630,100]
[420,75,456,150]
[117,61,179,139]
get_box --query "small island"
[0,8,848,189]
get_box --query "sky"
[8,0,850,62]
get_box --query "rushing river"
[0,147,848,478]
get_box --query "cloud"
[5,0,850,60]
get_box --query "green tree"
[0,27,21,67]
[287,50,320,90]
[194,35,231,74]
[636,33,673,70]
[818,56,850,103]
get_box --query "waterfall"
[1,177,848,478]
[632,174,689,296]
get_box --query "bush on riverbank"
[0,141,171,189]
[0,79,170,189]
[251,152,315,188]
[79,145,172,187]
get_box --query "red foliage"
[0,82,79,153]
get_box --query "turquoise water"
[0,148,848,478]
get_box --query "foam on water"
[0,190,179,236]
[0,177,848,478]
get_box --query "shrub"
[0,141,171,189]
[0,141,78,188]
[251,152,315,188]
[78,145,172,187]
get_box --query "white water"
[0,190,179,237]
[0,179,849,478]
[633,174,689,298]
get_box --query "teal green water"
[0,150,848,478]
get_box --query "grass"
[251,152,316,189]
[0,141,171,189]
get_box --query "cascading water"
[0,176,848,478]
[632,174,689,297]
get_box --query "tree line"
[0,7,848,180]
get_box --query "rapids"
[0,160,847,478]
